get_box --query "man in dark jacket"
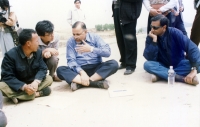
[112,0,142,75]
[143,14,200,85]
[0,29,53,104]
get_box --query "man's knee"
[46,56,59,67]
[144,61,154,72]
[109,60,119,72]
[57,66,66,75]
[44,75,53,85]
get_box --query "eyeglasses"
[73,30,85,37]
[150,25,162,30]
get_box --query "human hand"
[49,48,59,56]
[80,71,90,86]
[30,81,39,92]
[44,51,51,58]
[24,85,35,95]
[75,40,92,54]
[184,70,197,85]
[150,9,160,17]
[179,7,184,12]
[149,31,157,42]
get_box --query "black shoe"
[97,80,109,89]
[71,82,81,91]
[118,63,126,70]
[124,69,135,75]
[39,86,51,96]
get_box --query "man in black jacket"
[0,29,53,104]
[112,0,142,75]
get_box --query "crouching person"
[57,21,118,91]
[0,29,53,104]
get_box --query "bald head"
[72,21,87,30]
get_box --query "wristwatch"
[191,67,197,70]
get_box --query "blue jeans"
[144,60,200,80]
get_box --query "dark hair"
[151,14,169,27]
[19,29,36,46]
[0,0,10,10]
[35,20,54,36]
[74,0,81,4]
[72,21,86,30]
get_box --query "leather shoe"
[53,75,62,82]
[118,63,126,69]
[124,69,135,75]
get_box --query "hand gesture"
[75,40,92,54]
[149,31,157,42]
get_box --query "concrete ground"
[2,32,200,127]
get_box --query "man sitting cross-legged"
[57,21,118,91]
[143,14,200,85]
[0,29,53,104]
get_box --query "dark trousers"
[0,91,7,127]
[56,60,118,84]
[44,56,59,77]
[113,8,125,63]
[147,13,172,34]
[171,12,187,36]
[190,6,200,46]
[113,8,138,69]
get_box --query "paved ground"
[2,32,200,127]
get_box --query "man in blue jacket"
[0,29,53,104]
[143,14,200,85]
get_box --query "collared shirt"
[67,7,86,25]
[1,45,47,91]
[143,0,176,12]
[66,32,111,73]
[38,34,59,50]
[143,27,200,69]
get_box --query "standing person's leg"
[113,8,126,68]
[1,32,15,57]
[175,14,187,36]
[190,6,200,46]
[121,21,138,75]
[0,91,7,127]
[147,14,153,34]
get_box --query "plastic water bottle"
[168,66,175,85]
